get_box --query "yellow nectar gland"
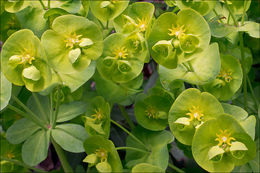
[218,69,232,83]
[215,129,235,148]
[168,24,186,39]
[186,106,204,122]
[20,53,35,64]
[136,18,148,32]
[91,109,103,121]
[64,32,82,49]
[95,148,108,162]
[113,47,128,59]
[145,107,158,119]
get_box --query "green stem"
[106,20,109,29]
[0,156,47,172]
[110,119,149,151]
[118,105,135,129]
[239,32,248,111]
[225,0,248,111]
[52,86,61,128]
[116,147,150,154]
[247,77,259,109]
[168,163,185,173]
[51,138,74,173]
[32,93,48,122]
[97,20,105,30]
[48,0,51,9]
[172,6,179,13]
[11,96,48,130]
[39,0,47,10]
[224,0,238,27]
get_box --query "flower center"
[6,152,15,159]
[136,18,148,32]
[113,46,128,59]
[215,129,235,149]
[64,32,82,49]
[145,107,158,119]
[186,106,204,122]
[217,69,233,83]
[168,24,186,39]
[95,148,108,162]
[91,109,103,122]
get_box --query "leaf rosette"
[1,29,51,92]
[148,9,211,69]
[113,2,154,37]
[168,88,224,145]
[203,54,242,101]
[97,33,147,83]
[192,114,256,172]
[83,96,111,138]
[41,14,103,74]
[83,135,123,173]
[90,0,129,22]
[134,87,174,131]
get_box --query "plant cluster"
[0,0,259,173]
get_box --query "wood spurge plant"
[0,0,259,173]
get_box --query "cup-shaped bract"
[134,87,174,131]
[113,2,154,37]
[41,14,103,74]
[97,33,147,83]
[83,96,111,138]
[83,136,123,173]
[148,9,210,69]
[203,54,242,101]
[1,29,51,92]
[90,0,129,22]
[159,43,221,85]
[175,0,216,16]
[168,88,224,145]
[192,114,256,172]
[4,0,29,13]
[94,72,143,105]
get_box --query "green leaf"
[6,118,41,144]
[22,129,50,166]
[159,43,221,85]
[175,0,216,15]
[4,0,29,13]
[132,163,164,173]
[94,72,143,105]
[90,0,129,22]
[125,126,174,170]
[0,72,12,111]
[16,6,48,38]
[58,61,96,92]
[57,101,87,122]
[221,103,248,121]
[238,21,260,38]
[51,123,88,153]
